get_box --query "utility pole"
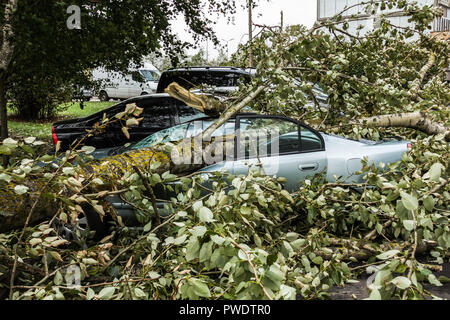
[280,10,284,32]
[248,0,254,68]
[206,40,209,64]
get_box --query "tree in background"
[0,0,239,133]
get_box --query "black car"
[156,66,254,93]
[51,93,206,151]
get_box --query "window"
[238,117,300,159]
[185,119,235,138]
[133,98,173,130]
[131,71,144,82]
[208,72,251,87]
[140,70,160,82]
[129,123,189,151]
[300,126,323,151]
[176,103,205,123]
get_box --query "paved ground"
[328,262,450,300]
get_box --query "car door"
[232,116,327,192]
[128,71,145,97]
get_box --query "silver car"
[56,113,411,238]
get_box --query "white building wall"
[318,0,436,20]
[317,0,448,36]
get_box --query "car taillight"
[407,143,412,150]
[52,125,58,145]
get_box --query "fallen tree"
[358,112,450,141]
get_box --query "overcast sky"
[171,0,317,60]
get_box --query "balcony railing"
[434,16,450,32]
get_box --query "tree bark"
[0,0,20,167]
[0,74,8,166]
[358,112,450,141]
[409,52,435,101]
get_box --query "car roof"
[165,66,255,74]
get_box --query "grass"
[7,101,115,141]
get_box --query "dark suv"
[51,94,205,151]
[156,66,254,93]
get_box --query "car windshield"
[123,119,235,153]
[126,123,189,151]
[140,69,161,82]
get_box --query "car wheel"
[52,206,109,242]
[141,92,148,95]
[99,91,109,102]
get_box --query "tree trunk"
[0,0,20,166]
[0,74,8,166]
[358,112,450,141]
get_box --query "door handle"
[299,163,319,171]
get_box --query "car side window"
[300,126,323,151]
[131,71,144,82]
[238,117,300,159]
[128,98,174,130]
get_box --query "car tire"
[141,92,148,95]
[53,205,109,242]
[99,91,109,102]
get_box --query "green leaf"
[423,196,435,212]
[0,145,11,155]
[54,271,63,286]
[198,207,214,223]
[391,276,411,289]
[376,249,400,260]
[403,220,415,231]
[400,192,418,211]
[186,239,200,261]
[143,221,152,232]
[86,288,95,300]
[428,274,443,286]
[190,226,207,237]
[280,190,294,203]
[0,173,12,183]
[14,185,29,195]
[199,241,213,263]
[428,162,444,182]
[98,287,116,300]
[134,287,147,298]
[174,234,188,245]
[188,278,211,298]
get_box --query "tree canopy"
[1,0,239,120]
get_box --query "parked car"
[54,112,411,240]
[92,64,161,101]
[51,93,206,152]
[156,66,255,93]
[72,87,94,102]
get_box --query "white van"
[92,64,161,101]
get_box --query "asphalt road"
[328,262,450,300]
